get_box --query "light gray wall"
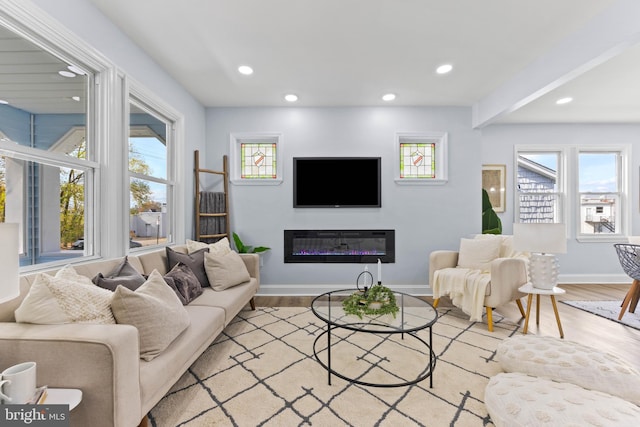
[481,123,640,283]
[207,107,481,294]
[32,0,207,240]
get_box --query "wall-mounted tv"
[293,157,381,208]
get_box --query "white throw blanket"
[433,267,491,322]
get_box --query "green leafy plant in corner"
[232,232,270,253]
[482,188,502,235]
[342,284,399,319]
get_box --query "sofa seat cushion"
[497,335,640,406]
[138,305,225,415]
[485,372,640,427]
[189,279,258,325]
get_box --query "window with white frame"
[230,133,283,185]
[515,146,629,239]
[395,132,448,184]
[0,19,99,268]
[578,149,625,236]
[128,96,177,249]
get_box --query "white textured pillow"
[186,237,232,256]
[457,237,502,271]
[110,270,190,361]
[497,335,640,406]
[204,250,251,291]
[15,265,115,324]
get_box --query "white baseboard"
[256,275,630,297]
[558,273,629,284]
[256,283,432,297]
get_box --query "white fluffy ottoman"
[485,372,640,427]
[496,335,640,406]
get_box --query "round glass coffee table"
[311,289,438,388]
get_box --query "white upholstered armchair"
[429,235,528,331]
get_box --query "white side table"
[518,283,566,339]
[43,388,82,410]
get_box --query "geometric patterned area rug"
[561,300,640,331]
[148,306,520,426]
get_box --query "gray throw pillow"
[92,256,146,291]
[166,246,210,287]
[164,262,203,305]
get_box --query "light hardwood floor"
[254,284,640,370]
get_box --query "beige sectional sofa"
[0,245,260,427]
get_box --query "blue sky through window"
[130,137,167,204]
[579,152,616,193]
[523,152,616,193]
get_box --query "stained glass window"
[395,132,448,185]
[240,143,277,179]
[399,142,435,178]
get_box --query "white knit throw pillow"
[15,265,115,324]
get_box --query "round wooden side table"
[518,283,566,338]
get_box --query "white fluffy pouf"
[496,334,640,406]
[485,372,640,427]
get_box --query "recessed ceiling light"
[71,96,81,102]
[284,94,298,102]
[58,70,75,78]
[67,65,85,75]
[382,93,396,101]
[556,97,573,105]
[0,99,8,105]
[436,64,453,74]
[238,65,253,75]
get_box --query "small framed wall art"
[482,164,506,213]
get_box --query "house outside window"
[516,151,564,223]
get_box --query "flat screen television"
[293,157,381,208]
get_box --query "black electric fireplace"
[284,229,395,263]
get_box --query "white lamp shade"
[513,223,567,254]
[0,223,20,303]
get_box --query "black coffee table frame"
[311,289,437,388]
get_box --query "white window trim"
[230,132,283,185]
[394,131,448,185]
[0,0,114,268]
[0,0,188,267]
[573,145,629,243]
[126,77,185,249]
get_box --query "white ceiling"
[80,0,640,124]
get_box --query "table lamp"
[513,223,567,290]
[0,223,20,303]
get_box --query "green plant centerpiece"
[342,284,399,319]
